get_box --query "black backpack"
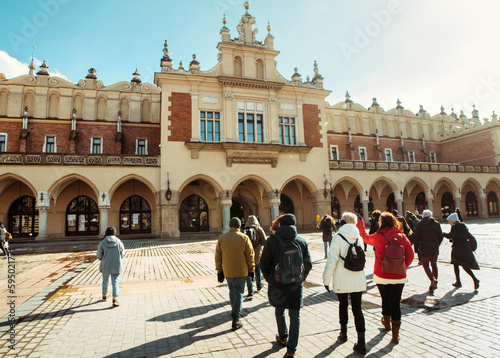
[243,226,258,248]
[274,235,304,285]
[338,233,366,272]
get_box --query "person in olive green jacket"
[215,217,255,331]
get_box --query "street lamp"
[165,173,172,201]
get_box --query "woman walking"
[357,212,414,344]
[96,227,125,307]
[443,213,479,290]
[323,212,367,354]
[320,214,335,258]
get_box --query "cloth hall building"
[1,5,500,240]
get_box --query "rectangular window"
[430,152,436,163]
[330,145,339,160]
[408,151,415,163]
[200,111,221,142]
[385,148,392,162]
[136,139,147,155]
[44,136,56,153]
[359,147,367,161]
[279,117,296,145]
[238,101,264,143]
[0,134,6,152]
[91,138,102,154]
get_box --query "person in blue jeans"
[260,214,312,357]
[96,227,125,307]
[244,215,267,298]
[215,217,255,330]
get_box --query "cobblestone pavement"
[0,221,499,357]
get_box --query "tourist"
[0,222,11,258]
[323,212,367,354]
[215,217,255,330]
[245,215,267,296]
[96,226,125,307]
[357,212,414,344]
[320,214,336,258]
[260,214,312,357]
[412,210,443,290]
[443,213,480,290]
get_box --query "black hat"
[229,217,241,228]
[279,214,296,226]
[391,209,398,216]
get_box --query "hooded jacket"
[246,215,266,264]
[96,235,125,275]
[260,225,312,309]
[444,222,479,270]
[323,223,366,293]
[412,217,443,257]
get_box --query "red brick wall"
[0,121,22,152]
[438,131,495,165]
[168,92,191,142]
[302,104,322,147]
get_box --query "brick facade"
[302,104,322,147]
[168,92,192,142]
[438,131,496,166]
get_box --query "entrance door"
[180,195,209,232]
[8,196,39,238]
[66,195,99,236]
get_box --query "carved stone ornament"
[202,96,219,104]
[279,103,294,110]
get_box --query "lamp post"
[165,173,172,201]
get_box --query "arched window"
[488,191,499,216]
[386,193,396,212]
[234,56,243,77]
[256,59,264,79]
[180,195,209,232]
[97,97,107,120]
[141,99,151,123]
[415,192,427,213]
[0,91,9,116]
[8,196,39,238]
[331,196,340,220]
[66,195,99,236]
[24,92,35,117]
[441,191,455,218]
[73,95,83,119]
[279,194,294,215]
[120,195,151,234]
[48,93,59,118]
[465,191,478,217]
[120,98,129,122]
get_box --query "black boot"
[339,324,348,342]
[353,331,367,354]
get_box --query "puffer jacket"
[96,235,125,275]
[444,222,479,270]
[323,223,366,293]
[246,215,266,264]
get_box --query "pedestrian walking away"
[215,217,255,331]
[323,212,367,354]
[244,215,267,297]
[357,212,414,344]
[0,222,12,258]
[412,210,443,291]
[367,210,381,252]
[260,214,313,357]
[320,214,336,258]
[443,213,480,290]
[96,226,125,307]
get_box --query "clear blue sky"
[1,0,500,119]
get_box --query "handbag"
[5,232,12,242]
[468,233,477,251]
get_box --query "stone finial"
[345,91,353,103]
[86,68,97,79]
[311,61,324,88]
[492,111,498,122]
[291,67,302,84]
[222,14,227,28]
[267,21,271,34]
[440,105,446,115]
[28,45,36,75]
[244,1,250,14]
[162,40,171,60]
[190,54,200,74]
[372,98,380,107]
[131,69,141,83]
[178,61,184,70]
[36,60,49,75]
[419,105,426,113]
[472,103,479,119]
[396,99,403,109]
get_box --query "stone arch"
[486,178,500,191]
[0,173,37,197]
[23,91,35,117]
[179,174,224,196]
[232,174,273,197]
[461,177,482,194]
[109,174,157,200]
[119,97,130,122]
[433,177,457,194]
[332,176,363,201]
[48,92,59,118]
[234,55,243,77]
[369,176,399,194]
[48,174,99,205]
[403,177,429,193]
[96,96,107,120]
[255,58,264,80]
[141,99,151,122]
[281,175,318,196]
[73,94,84,119]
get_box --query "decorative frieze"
[202,96,219,104]
[327,160,499,173]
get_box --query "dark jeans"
[377,283,405,321]
[226,277,246,321]
[337,292,365,332]
[246,264,262,292]
[275,308,300,355]
[454,264,477,282]
[421,255,438,281]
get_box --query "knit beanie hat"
[446,213,459,222]
[279,214,296,226]
[229,217,241,228]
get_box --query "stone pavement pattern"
[0,222,499,357]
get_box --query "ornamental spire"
[28,45,36,75]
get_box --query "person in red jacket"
[357,211,414,344]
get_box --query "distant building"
[0,4,499,240]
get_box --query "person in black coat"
[412,210,443,290]
[443,213,479,290]
[260,214,312,357]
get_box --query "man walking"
[260,214,312,357]
[215,217,255,331]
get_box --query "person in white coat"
[323,212,367,354]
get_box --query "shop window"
[120,195,151,234]
[66,195,99,236]
[8,196,39,238]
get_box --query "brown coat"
[246,215,266,264]
[215,228,255,277]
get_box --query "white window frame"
[385,148,393,162]
[200,111,221,142]
[278,116,297,145]
[91,137,103,154]
[330,145,339,160]
[43,136,57,153]
[358,146,367,161]
[408,151,415,163]
[136,139,148,155]
[237,101,265,143]
[0,133,7,152]
[430,152,436,163]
